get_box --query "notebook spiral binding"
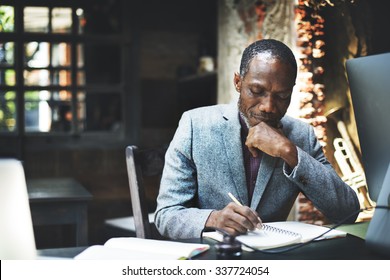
[262,224,301,237]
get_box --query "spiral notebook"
[204,221,347,250]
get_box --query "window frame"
[0,0,136,155]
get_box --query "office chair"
[105,145,165,239]
[126,145,153,238]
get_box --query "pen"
[227,192,262,230]
[228,192,243,206]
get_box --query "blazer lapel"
[250,154,277,209]
[250,116,291,208]
[222,104,249,205]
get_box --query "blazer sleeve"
[154,112,214,239]
[283,124,360,224]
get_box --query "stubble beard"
[238,97,252,128]
[238,97,282,129]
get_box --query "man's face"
[235,53,296,128]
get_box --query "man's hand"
[245,121,298,169]
[205,202,262,236]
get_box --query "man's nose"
[259,94,276,113]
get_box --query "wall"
[217,0,295,104]
[137,0,217,147]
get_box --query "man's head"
[235,39,297,128]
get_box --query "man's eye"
[277,93,291,100]
[250,89,263,96]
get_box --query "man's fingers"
[229,203,261,231]
[208,203,262,236]
[247,146,259,158]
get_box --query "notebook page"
[266,221,346,242]
[74,245,177,260]
[236,225,302,250]
[104,237,209,259]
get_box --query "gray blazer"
[155,103,360,239]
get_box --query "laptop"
[346,52,390,257]
[0,159,37,259]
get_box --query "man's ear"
[233,72,241,92]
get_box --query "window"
[0,1,125,139]
[0,5,16,132]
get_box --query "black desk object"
[27,178,93,247]
[194,234,387,260]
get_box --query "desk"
[27,178,93,247]
[37,233,388,260]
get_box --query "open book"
[74,237,209,260]
[204,221,347,251]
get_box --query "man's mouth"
[249,112,279,127]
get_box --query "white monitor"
[365,162,390,257]
[0,159,37,259]
[346,53,390,202]
[346,53,390,257]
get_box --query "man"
[155,39,360,239]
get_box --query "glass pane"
[77,70,85,86]
[24,90,72,132]
[24,69,71,86]
[53,70,71,86]
[25,90,43,101]
[0,42,14,65]
[53,90,72,102]
[52,42,71,66]
[25,42,50,67]
[85,93,122,131]
[84,44,121,84]
[77,44,84,67]
[0,91,16,132]
[0,42,14,85]
[24,69,50,86]
[24,7,49,33]
[50,100,72,132]
[0,6,14,32]
[76,8,85,34]
[0,69,15,86]
[52,8,72,33]
[77,91,86,131]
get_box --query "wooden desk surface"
[27,178,92,202]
